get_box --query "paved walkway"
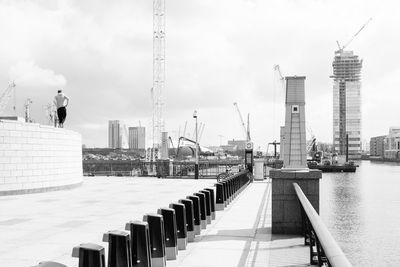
[0,177,311,267]
[169,180,310,267]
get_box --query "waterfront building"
[331,50,362,157]
[108,120,121,149]
[369,135,385,157]
[129,126,146,150]
[384,127,400,159]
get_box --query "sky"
[0,0,399,150]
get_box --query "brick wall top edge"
[0,120,81,138]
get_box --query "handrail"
[293,183,352,267]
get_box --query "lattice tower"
[152,0,166,153]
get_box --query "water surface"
[320,160,400,266]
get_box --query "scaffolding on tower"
[152,0,166,162]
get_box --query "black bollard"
[169,203,187,250]
[193,192,207,229]
[157,208,178,260]
[143,214,166,267]
[199,190,212,224]
[203,188,216,220]
[72,243,106,267]
[125,221,152,267]
[222,181,229,206]
[215,183,225,211]
[35,262,67,267]
[102,230,131,267]
[179,199,195,242]
[187,195,201,235]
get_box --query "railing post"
[293,183,352,267]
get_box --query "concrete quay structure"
[272,75,322,234]
[0,119,83,195]
[270,169,321,234]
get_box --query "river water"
[320,160,400,266]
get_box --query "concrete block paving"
[0,176,312,267]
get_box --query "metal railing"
[293,183,352,267]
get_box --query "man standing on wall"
[54,90,69,128]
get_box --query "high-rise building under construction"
[331,50,362,156]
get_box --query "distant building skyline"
[108,120,121,149]
[129,126,146,150]
[108,120,129,149]
[331,50,362,157]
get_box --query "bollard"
[199,190,212,224]
[169,203,188,250]
[194,192,207,229]
[143,214,166,267]
[157,208,178,260]
[227,179,233,202]
[125,221,152,267]
[204,188,216,220]
[215,183,225,211]
[179,199,195,242]
[187,195,201,235]
[72,243,106,267]
[102,230,131,267]
[222,181,228,207]
[35,262,67,267]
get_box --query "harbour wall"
[0,119,83,195]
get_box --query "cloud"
[9,61,67,89]
[0,0,399,148]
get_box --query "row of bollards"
[35,171,251,267]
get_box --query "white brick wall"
[0,120,83,193]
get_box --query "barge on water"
[307,161,357,172]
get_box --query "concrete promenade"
[0,177,311,267]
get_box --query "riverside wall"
[0,119,83,195]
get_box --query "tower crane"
[199,123,205,142]
[0,82,17,115]
[24,98,33,123]
[336,18,372,53]
[182,121,187,138]
[233,102,251,141]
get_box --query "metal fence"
[83,159,244,178]
[293,183,352,267]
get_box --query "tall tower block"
[152,0,166,152]
[282,76,307,169]
[331,50,362,157]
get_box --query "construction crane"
[199,123,205,142]
[274,64,286,92]
[233,102,251,141]
[267,141,280,158]
[182,121,188,138]
[336,18,372,53]
[24,98,33,123]
[0,82,17,115]
[43,103,56,126]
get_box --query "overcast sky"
[0,0,398,150]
